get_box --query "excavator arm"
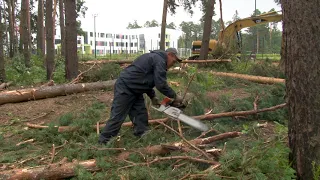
[219,11,282,47]
[190,11,282,59]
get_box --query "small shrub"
[83,63,121,82]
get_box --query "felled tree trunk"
[81,59,231,65]
[0,159,100,180]
[0,80,115,105]
[211,71,285,84]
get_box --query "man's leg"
[128,94,149,137]
[98,82,136,144]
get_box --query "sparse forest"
[0,0,318,179]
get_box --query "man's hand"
[151,97,161,106]
[171,95,184,107]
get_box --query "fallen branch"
[26,103,286,133]
[158,122,211,159]
[16,139,35,146]
[0,80,116,105]
[117,131,241,160]
[0,159,100,180]
[211,71,285,84]
[118,155,219,170]
[70,62,97,84]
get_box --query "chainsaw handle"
[160,97,173,106]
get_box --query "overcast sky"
[79,0,282,32]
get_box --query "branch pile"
[0,130,241,180]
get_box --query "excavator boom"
[190,11,282,59]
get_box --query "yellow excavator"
[189,11,283,60]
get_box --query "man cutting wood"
[98,48,183,145]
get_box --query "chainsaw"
[152,97,209,132]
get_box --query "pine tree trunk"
[282,1,320,179]
[199,0,215,60]
[65,0,78,80]
[45,0,54,80]
[26,0,31,51]
[11,0,16,53]
[160,0,168,50]
[21,0,30,67]
[37,0,45,56]
[7,0,14,58]
[0,3,6,82]
[59,0,65,57]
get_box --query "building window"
[121,42,124,47]
[90,32,93,37]
[116,42,119,47]
[166,42,170,47]
[130,43,133,47]
[158,33,160,38]
[101,33,105,38]
[165,34,168,38]
[77,40,81,44]
[131,35,135,39]
[105,33,112,38]
[90,41,92,45]
[116,34,120,39]
[134,43,138,47]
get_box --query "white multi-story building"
[54,26,183,56]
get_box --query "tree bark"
[218,0,225,45]
[59,0,65,57]
[6,0,14,58]
[65,0,78,80]
[0,80,115,105]
[26,0,31,51]
[0,3,5,82]
[37,0,45,56]
[160,0,168,50]
[211,71,285,84]
[46,0,54,80]
[199,0,215,60]
[21,0,30,67]
[0,159,100,180]
[282,1,320,179]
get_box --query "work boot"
[134,130,151,139]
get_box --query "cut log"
[0,159,100,180]
[26,103,286,132]
[81,59,231,65]
[0,80,116,105]
[211,71,285,84]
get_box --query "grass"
[0,56,296,179]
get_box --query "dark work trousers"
[99,79,149,143]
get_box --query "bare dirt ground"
[0,91,114,126]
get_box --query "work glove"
[151,97,161,106]
[171,95,186,108]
